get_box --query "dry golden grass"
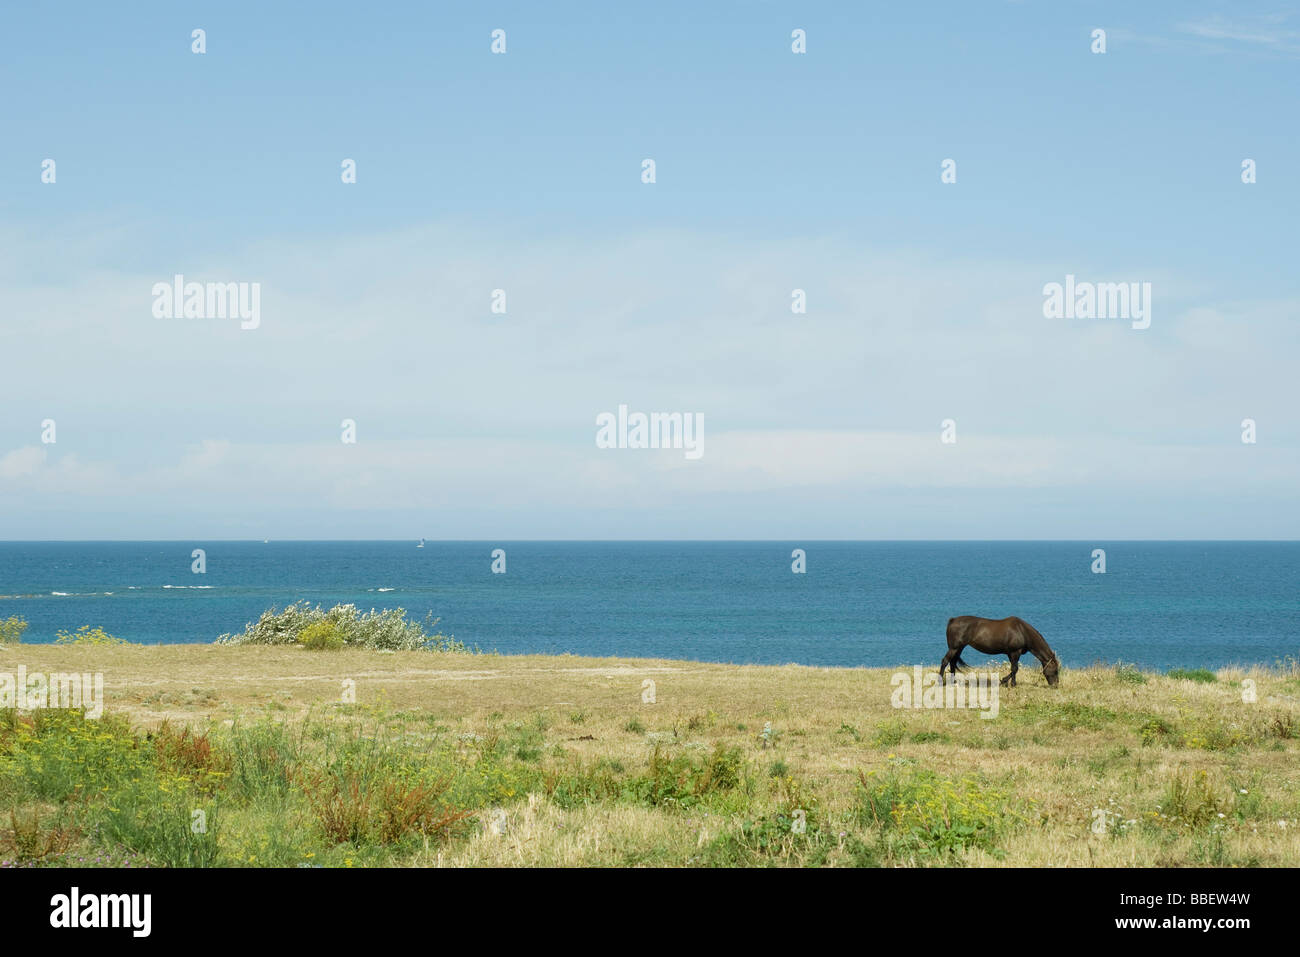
[2,642,1298,866]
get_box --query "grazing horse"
[939,616,1060,688]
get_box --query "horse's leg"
[941,637,967,684]
[1000,652,1021,687]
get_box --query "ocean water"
[0,542,1296,671]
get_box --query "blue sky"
[1,1,1298,538]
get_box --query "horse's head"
[1043,657,1060,688]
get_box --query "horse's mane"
[1019,619,1057,662]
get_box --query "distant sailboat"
[417,538,425,548]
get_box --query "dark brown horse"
[939,616,1060,687]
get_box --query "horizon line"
[2,539,1298,545]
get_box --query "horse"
[939,616,1060,688]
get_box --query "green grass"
[1168,668,1219,684]
[1,646,1297,868]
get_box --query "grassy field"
[2,642,1298,867]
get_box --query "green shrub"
[1013,701,1117,731]
[0,806,80,863]
[297,621,344,651]
[1158,770,1229,829]
[0,705,537,866]
[217,602,463,652]
[856,766,1026,857]
[702,810,824,865]
[1138,715,1176,746]
[94,782,222,867]
[870,719,907,749]
[1115,662,1147,685]
[1266,713,1297,739]
[0,710,148,802]
[222,721,303,805]
[0,617,28,644]
[910,731,950,744]
[1168,668,1218,684]
[54,625,130,646]
[542,744,749,812]
[299,767,471,847]
[630,744,748,809]
[544,763,623,809]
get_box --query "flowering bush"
[216,602,463,652]
[54,626,130,646]
[0,617,28,644]
[858,764,1027,856]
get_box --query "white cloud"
[1176,15,1300,53]
[0,222,1295,537]
[0,446,45,479]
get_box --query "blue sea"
[0,542,1296,671]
